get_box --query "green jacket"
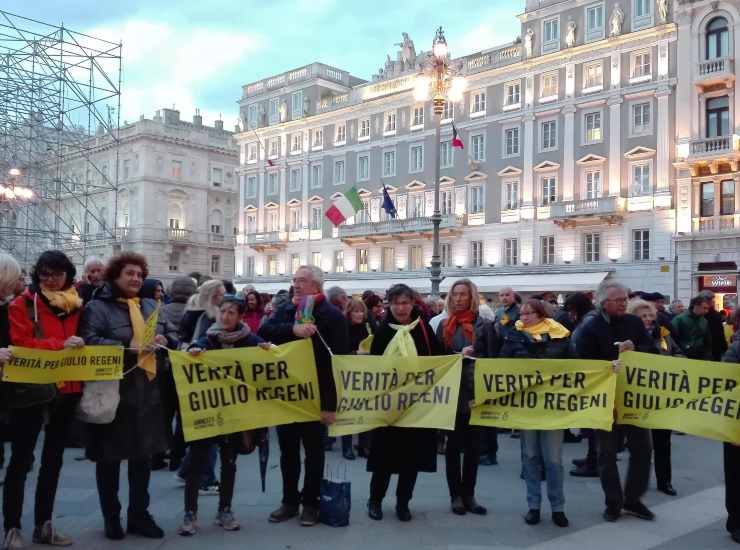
[671,311,712,360]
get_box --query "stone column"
[562,104,576,201]
[522,113,535,208]
[257,172,265,231]
[608,97,623,196]
[278,168,287,232]
[656,87,672,192]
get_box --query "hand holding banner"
[329,354,462,437]
[2,345,123,384]
[616,351,740,445]
[470,358,616,431]
[169,339,321,442]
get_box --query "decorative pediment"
[497,166,522,177]
[405,180,426,190]
[623,146,656,159]
[576,154,607,165]
[464,171,487,182]
[244,204,258,212]
[533,161,561,172]
[357,187,372,196]
[330,192,344,200]
[439,176,456,186]
[167,188,188,199]
[307,195,324,203]
[286,198,301,206]
[264,201,279,209]
[377,184,397,193]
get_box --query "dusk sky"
[2,1,522,127]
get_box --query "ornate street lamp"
[414,27,466,298]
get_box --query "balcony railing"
[338,214,462,239]
[690,135,734,155]
[550,197,622,219]
[697,57,734,79]
[246,231,286,246]
[168,228,191,241]
[695,215,736,232]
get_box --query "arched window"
[706,16,729,59]
[168,203,183,229]
[210,209,223,234]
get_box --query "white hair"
[83,256,104,273]
[0,253,20,298]
[296,264,324,291]
[595,280,630,305]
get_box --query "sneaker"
[269,504,299,523]
[603,506,621,522]
[178,512,198,537]
[2,528,24,550]
[300,505,319,526]
[524,509,540,525]
[623,500,655,521]
[127,512,164,539]
[32,521,73,546]
[215,508,240,531]
[552,511,569,528]
[174,473,187,486]
[199,481,220,495]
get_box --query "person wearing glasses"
[4,251,84,548]
[573,280,655,524]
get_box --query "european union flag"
[382,184,397,219]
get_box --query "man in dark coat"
[701,290,729,361]
[259,265,349,527]
[722,340,740,544]
[574,280,655,523]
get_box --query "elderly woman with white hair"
[178,280,226,346]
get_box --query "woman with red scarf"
[4,250,83,548]
[435,279,489,516]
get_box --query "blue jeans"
[178,444,217,487]
[521,429,564,512]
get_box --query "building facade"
[233,0,723,301]
[23,108,239,282]
[674,0,740,312]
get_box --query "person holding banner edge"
[259,265,349,527]
[3,250,84,549]
[574,280,655,523]
[497,298,571,528]
[367,283,442,523]
[78,252,178,541]
[436,279,488,516]
[179,295,271,536]
[722,339,740,544]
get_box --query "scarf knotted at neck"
[444,310,475,349]
[385,317,420,357]
[206,321,252,346]
[118,297,156,381]
[514,318,570,341]
[41,287,82,314]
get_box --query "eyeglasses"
[38,271,65,280]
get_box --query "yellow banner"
[617,351,740,445]
[169,339,321,442]
[470,359,616,431]
[329,354,462,437]
[2,346,123,383]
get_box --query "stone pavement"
[2,432,734,550]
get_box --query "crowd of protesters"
[0,251,738,547]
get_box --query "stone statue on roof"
[395,32,417,70]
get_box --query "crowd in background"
[0,250,738,548]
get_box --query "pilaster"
[608,96,622,196]
[562,104,576,201]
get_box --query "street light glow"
[413,76,431,101]
[8,168,21,177]
[448,76,467,102]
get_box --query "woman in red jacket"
[3,250,84,549]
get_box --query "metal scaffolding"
[0,9,121,267]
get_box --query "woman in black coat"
[367,284,441,523]
[78,252,177,541]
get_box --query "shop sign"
[701,274,737,291]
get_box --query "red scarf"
[444,310,475,349]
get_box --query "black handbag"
[1,298,57,409]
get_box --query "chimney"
[162,107,180,125]
[193,108,203,127]
[214,118,224,131]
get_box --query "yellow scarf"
[119,297,156,381]
[514,318,570,341]
[384,318,420,357]
[41,287,82,314]
[659,326,671,352]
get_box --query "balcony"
[551,197,625,228]
[168,228,192,242]
[693,215,737,233]
[338,214,464,244]
[247,231,287,252]
[695,57,735,88]
[208,233,236,247]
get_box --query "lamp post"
[414,27,465,298]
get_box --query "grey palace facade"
[234,0,740,309]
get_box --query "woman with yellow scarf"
[500,298,571,529]
[366,284,442,523]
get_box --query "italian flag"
[325,186,363,226]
